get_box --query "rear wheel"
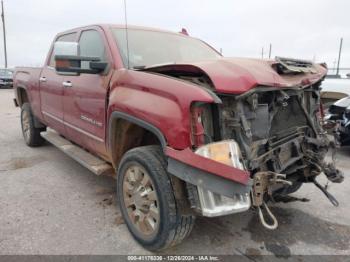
[117,145,195,251]
[21,103,46,147]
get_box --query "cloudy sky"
[0,0,349,71]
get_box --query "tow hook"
[313,178,339,207]
[252,172,293,230]
[257,201,278,230]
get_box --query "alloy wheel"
[122,164,160,238]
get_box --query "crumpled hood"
[143,57,328,94]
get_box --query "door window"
[79,30,106,69]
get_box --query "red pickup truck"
[13,24,343,251]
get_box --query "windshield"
[0,69,13,77]
[111,28,221,69]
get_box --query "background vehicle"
[325,96,350,146]
[13,24,343,251]
[321,78,350,144]
[321,78,350,108]
[0,68,14,88]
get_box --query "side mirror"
[55,55,108,74]
[54,42,79,56]
[53,42,108,74]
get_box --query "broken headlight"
[194,140,251,217]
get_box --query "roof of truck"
[58,24,187,37]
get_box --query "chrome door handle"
[39,77,47,82]
[62,81,73,88]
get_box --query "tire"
[21,103,46,147]
[117,145,195,251]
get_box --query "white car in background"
[321,77,350,108]
[322,77,350,146]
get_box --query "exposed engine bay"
[199,84,344,228]
[219,86,333,186]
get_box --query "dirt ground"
[0,89,350,257]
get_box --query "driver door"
[62,28,112,159]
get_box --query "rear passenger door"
[62,28,112,158]
[40,32,77,136]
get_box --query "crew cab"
[13,24,343,251]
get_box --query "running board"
[41,130,114,176]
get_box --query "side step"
[41,130,114,176]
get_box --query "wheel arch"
[108,111,167,169]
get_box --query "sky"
[0,0,349,72]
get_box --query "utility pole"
[268,43,272,59]
[1,0,7,68]
[336,38,343,76]
[333,60,337,74]
[261,47,264,59]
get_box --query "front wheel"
[117,145,195,251]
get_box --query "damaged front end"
[161,58,344,229]
[192,83,344,228]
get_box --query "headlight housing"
[195,140,245,169]
[195,140,251,217]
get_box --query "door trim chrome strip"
[42,111,63,123]
[42,111,104,143]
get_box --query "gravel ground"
[0,89,349,257]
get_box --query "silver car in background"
[0,68,14,88]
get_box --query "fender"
[107,69,220,150]
[14,68,44,124]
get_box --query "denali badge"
[80,115,102,127]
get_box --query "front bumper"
[166,147,252,217]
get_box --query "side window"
[49,32,77,67]
[79,30,106,69]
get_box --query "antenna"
[123,0,130,69]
